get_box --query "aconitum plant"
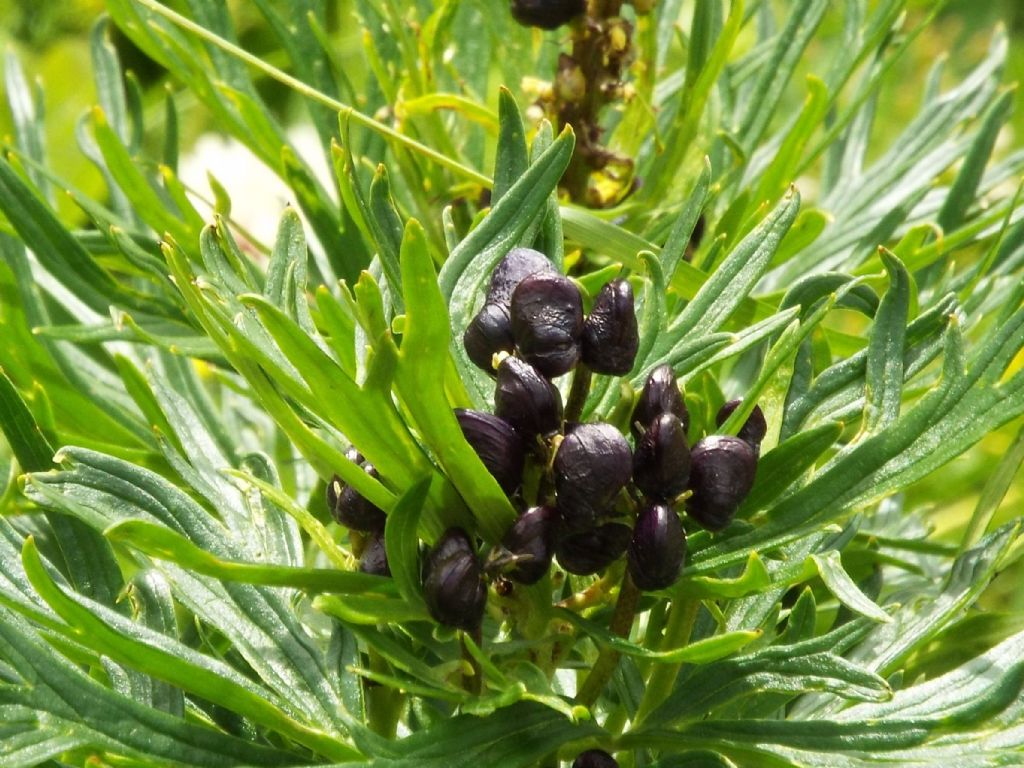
[0,1,1023,767]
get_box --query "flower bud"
[631,364,689,440]
[686,436,757,531]
[498,505,560,584]
[632,413,691,501]
[487,247,558,308]
[494,355,563,440]
[510,0,585,30]
[327,466,386,532]
[555,523,631,575]
[581,279,639,375]
[572,749,619,768]
[628,503,685,591]
[359,530,391,577]
[464,303,515,373]
[716,399,768,450]
[554,423,632,530]
[510,273,584,378]
[423,528,487,630]
[455,409,525,496]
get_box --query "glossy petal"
[464,303,515,373]
[455,409,525,495]
[716,398,768,450]
[500,505,560,584]
[631,364,689,440]
[632,413,691,501]
[494,356,564,439]
[555,523,631,575]
[581,279,639,375]
[510,273,584,378]
[423,528,487,630]
[686,436,757,531]
[554,423,632,529]
[628,503,685,591]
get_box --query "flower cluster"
[328,247,762,632]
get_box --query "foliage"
[0,1,1023,766]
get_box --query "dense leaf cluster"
[0,2,1022,768]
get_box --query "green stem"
[576,571,641,708]
[462,627,483,695]
[564,365,593,425]
[632,598,699,724]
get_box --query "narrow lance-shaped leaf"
[864,249,910,432]
[395,220,517,541]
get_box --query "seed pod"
[455,409,525,495]
[555,523,632,575]
[715,399,768,450]
[632,413,691,501]
[581,279,639,375]
[572,749,619,768]
[494,356,563,440]
[423,528,487,630]
[510,0,585,30]
[359,530,391,577]
[631,364,689,440]
[327,467,386,532]
[628,503,685,591]
[499,505,560,584]
[686,436,757,531]
[487,247,558,307]
[554,423,632,530]
[464,303,515,373]
[510,273,584,378]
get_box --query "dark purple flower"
[494,355,563,440]
[628,503,685,591]
[498,505,560,584]
[510,273,584,378]
[487,247,558,307]
[359,530,391,577]
[632,413,691,501]
[464,303,515,373]
[455,409,525,495]
[554,423,632,530]
[716,399,768,451]
[423,528,487,630]
[510,0,585,30]
[555,523,631,575]
[686,436,757,531]
[327,464,386,532]
[581,279,639,375]
[631,364,689,440]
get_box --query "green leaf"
[0,604,295,767]
[558,608,760,664]
[396,220,516,541]
[104,519,392,594]
[863,250,911,432]
[655,190,800,363]
[0,369,54,472]
[811,551,891,623]
[384,477,430,612]
[367,164,407,312]
[493,87,529,204]
[21,536,361,762]
[740,421,843,516]
[369,701,601,768]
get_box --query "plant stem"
[576,570,640,708]
[632,598,699,724]
[564,365,593,424]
